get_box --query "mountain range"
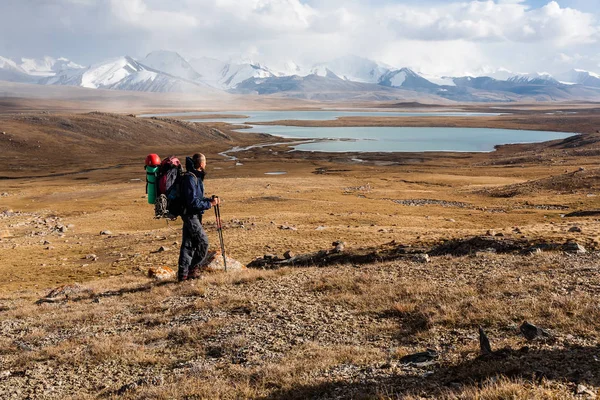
[1,51,600,102]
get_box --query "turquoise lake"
[142,111,575,153]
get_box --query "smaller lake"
[240,125,574,153]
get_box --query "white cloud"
[109,0,198,31]
[384,0,598,45]
[0,0,598,76]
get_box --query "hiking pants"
[178,214,209,280]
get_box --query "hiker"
[178,153,220,281]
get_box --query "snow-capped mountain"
[310,55,391,84]
[188,56,227,84]
[42,56,211,93]
[142,51,201,82]
[2,51,600,101]
[275,61,305,77]
[20,56,84,77]
[378,68,439,90]
[507,73,560,85]
[557,69,600,88]
[0,56,35,82]
[187,56,276,89]
[219,62,276,89]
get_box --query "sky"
[0,0,598,76]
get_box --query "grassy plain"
[0,101,599,398]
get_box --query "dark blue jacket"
[183,156,212,215]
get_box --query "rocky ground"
[1,106,600,398]
[0,251,598,399]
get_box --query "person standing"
[178,153,220,281]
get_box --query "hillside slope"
[0,112,269,177]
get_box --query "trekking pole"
[213,196,227,272]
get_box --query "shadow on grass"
[261,345,600,399]
[35,280,179,304]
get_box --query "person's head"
[192,153,206,171]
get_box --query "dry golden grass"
[1,107,600,398]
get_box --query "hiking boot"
[177,275,188,282]
[189,267,202,280]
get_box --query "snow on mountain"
[557,69,600,88]
[187,57,276,89]
[507,72,560,85]
[463,67,516,81]
[275,61,305,77]
[218,62,276,89]
[83,56,149,89]
[20,57,84,77]
[42,56,212,93]
[188,56,227,84]
[4,50,600,101]
[310,55,391,84]
[417,73,456,87]
[142,51,201,82]
[378,68,439,90]
[0,56,35,82]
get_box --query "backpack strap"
[182,172,199,216]
[184,171,198,186]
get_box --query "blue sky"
[0,0,598,76]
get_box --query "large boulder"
[148,266,176,281]
[199,251,245,272]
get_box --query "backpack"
[157,156,182,195]
[155,171,197,220]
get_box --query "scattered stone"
[495,233,505,237]
[263,254,277,260]
[562,241,586,254]
[486,230,496,236]
[147,266,176,281]
[279,225,298,231]
[479,326,493,356]
[520,321,551,341]
[568,226,582,233]
[400,349,438,365]
[576,384,596,398]
[100,230,113,236]
[393,199,471,208]
[198,251,245,272]
[412,253,430,263]
[332,241,346,253]
[43,240,51,245]
[315,226,326,231]
[446,218,456,223]
[513,227,522,234]
[283,250,294,260]
[578,167,586,172]
[156,246,170,253]
[14,340,33,352]
[37,284,93,304]
[83,254,98,261]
